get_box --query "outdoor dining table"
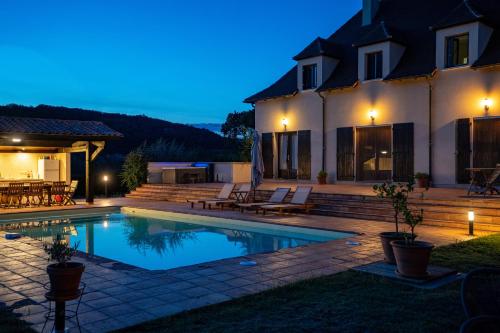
[465,168,496,196]
[0,182,54,206]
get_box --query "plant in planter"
[373,179,414,264]
[391,207,434,279]
[44,237,84,298]
[317,170,328,185]
[415,172,430,189]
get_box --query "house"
[245,0,500,186]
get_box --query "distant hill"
[191,123,222,135]
[0,104,239,195]
[0,104,237,159]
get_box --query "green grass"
[116,233,500,333]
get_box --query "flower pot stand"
[42,282,86,333]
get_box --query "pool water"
[7,209,352,270]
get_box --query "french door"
[278,132,298,179]
[356,126,392,181]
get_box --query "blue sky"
[0,0,361,123]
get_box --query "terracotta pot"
[317,176,327,185]
[379,232,408,264]
[391,240,434,279]
[47,262,85,298]
[417,178,429,188]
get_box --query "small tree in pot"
[317,170,328,185]
[44,237,84,298]
[373,179,414,264]
[391,208,434,279]
[415,172,430,189]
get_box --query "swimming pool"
[2,207,353,270]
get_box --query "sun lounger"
[236,187,291,213]
[468,164,500,196]
[187,183,236,209]
[259,186,314,215]
[206,184,251,210]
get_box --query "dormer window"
[365,51,383,80]
[302,64,317,90]
[446,33,469,68]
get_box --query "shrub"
[120,148,148,192]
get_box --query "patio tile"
[180,286,212,298]
[100,303,139,317]
[87,296,122,309]
[146,303,183,317]
[129,297,166,310]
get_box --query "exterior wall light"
[281,118,289,131]
[468,210,474,236]
[481,98,492,114]
[368,110,377,124]
[12,138,22,143]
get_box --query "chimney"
[362,0,380,26]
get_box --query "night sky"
[0,0,360,123]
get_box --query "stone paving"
[0,198,491,332]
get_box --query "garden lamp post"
[468,211,474,236]
[103,175,109,198]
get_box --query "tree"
[221,109,255,139]
[120,148,148,192]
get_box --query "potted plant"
[373,179,414,264]
[415,172,430,189]
[391,208,434,279]
[44,237,84,298]
[317,170,328,185]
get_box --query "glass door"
[278,132,298,179]
[356,126,392,181]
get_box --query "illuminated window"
[446,34,469,68]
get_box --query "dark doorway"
[278,132,298,179]
[356,126,392,181]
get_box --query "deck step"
[126,184,500,232]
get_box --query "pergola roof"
[0,116,123,141]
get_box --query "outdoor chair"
[63,180,79,205]
[27,182,45,207]
[259,186,314,215]
[187,183,236,209]
[459,268,500,333]
[468,164,500,196]
[6,182,26,208]
[51,181,67,205]
[236,187,291,213]
[206,183,251,210]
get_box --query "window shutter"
[262,133,274,179]
[337,127,354,180]
[473,118,500,169]
[298,130,311,180]
[456,118,471,184]
[392,123,414,182]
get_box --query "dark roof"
[353,21,404,47]
[431,0,482,30]
[245,0,500,102]
[244,67,298,104]
[0,116,123,140]
[293,37,343,60]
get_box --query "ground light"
[468,210,474,236]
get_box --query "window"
[446,34,469,68]
[365,51,383,80]
[302,64,317,90]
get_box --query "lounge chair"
[206,184,251,210]
[259,186,314,215]
[460,268,500,333]
[187,183,236,209]
[236,187,291,213]
[468,164,500,196]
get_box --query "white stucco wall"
[255,90,324,180]
[254,66,500,186]
[431,66,500,185]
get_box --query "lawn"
[1,234,499,333]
